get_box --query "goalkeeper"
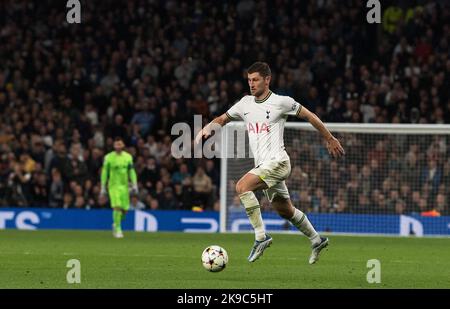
[100,137,138,238]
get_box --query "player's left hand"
[100,186,107,197]
[327,136,345,158]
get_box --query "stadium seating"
[0,0,448,214]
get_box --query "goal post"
[220,122,450,237]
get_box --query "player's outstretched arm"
[194,113,231,144]
[100,157,109,196]
[298,106,345,158]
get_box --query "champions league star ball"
[201,245,228,272]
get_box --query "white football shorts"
[248,159,291,202]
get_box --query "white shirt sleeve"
[225,97,245,120]
[281,96,302,116]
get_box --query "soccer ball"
[201,245,228,272]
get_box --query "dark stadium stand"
[0,0,448,215]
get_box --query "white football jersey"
[226,90,302,166]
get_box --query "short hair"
[114,137,124,142]
[247,62,271,78]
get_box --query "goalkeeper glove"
[100,185,107,197]
[131,184,139,196]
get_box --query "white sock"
[290,208,320,246]
[239,191,266,241]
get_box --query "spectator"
[192,167,213,209]
[63,192,74,209]
[159,187,179,210]
[399,183,412,208]
[140,157,159,190]
[149,197,159,210]
[174,57,195,90]
[356,194,371,214]
[154,107,175,138]
[205,160,220,187]
[395,199,407,215]
[435,193,447,216]
[131,101,156,137]
[334,199,347,214]
[49,143,71,181]
[84,179,96,209]
[172,163,191,185]
[418,198,429,213]
[31,171,48,207]
[107,114,128,142]
[359,165,373,196]
[130,195,146,210]
[152,181,165,203]
[7,161,32,207]
[100,68,120,97]
[421,158,442,193]
[86,147,104,177]
[73,184,86,209]
[67,154,89,186]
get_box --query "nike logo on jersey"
[244,112,250,115]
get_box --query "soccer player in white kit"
[195,62,345,264]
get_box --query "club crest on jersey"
[248,122,269,133]
[266,110,270,119]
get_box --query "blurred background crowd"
[0,0,448,215]
[236,132,449,216]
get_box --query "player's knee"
[235,181,247,195]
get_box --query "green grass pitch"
[0,230,449,288]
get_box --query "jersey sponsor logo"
[248,122,269,134]
[112,164,128,170]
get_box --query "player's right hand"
[194,127,210,144]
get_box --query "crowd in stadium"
[282,133,449,215]
[0,0,448,215]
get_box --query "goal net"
[220,122,450,237]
